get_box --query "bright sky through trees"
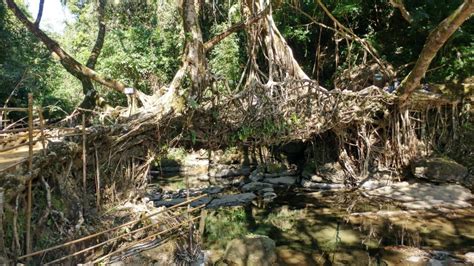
[25,0,74,33]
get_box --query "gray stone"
[241,182,273,192]
[263,176,297,186]
[249,170,264,182]
[363,182,474,210]
[411,157,468,183]
[222,235,276,266]
[263,192,277,202]
[209,165,250,178]
[260,187,274,193]
[300,179,345,190]
[206,193,257,209]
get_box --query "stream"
[138,175,474,265]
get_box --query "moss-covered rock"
[411,157,468,183]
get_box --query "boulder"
[221,235,276,266]
[411,157,468,183]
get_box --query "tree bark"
[180,0,207,98]
[5,0,126,94]
[398,0,474,104]
[203,7,268,52]
[389,0,413,24]
[79,0,107,110]
[34,0,44,26]
[243,0,310,81]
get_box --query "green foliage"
[204,207,249,249]
[209,23,242,88]
[0,2,79,120]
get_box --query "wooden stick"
[0,107,28,112]
[17,194,207,260]
[198,209,207,244]
[38,108,47,155]
[0,139,40,153]
[94,147,100,211]
[82,113,87,209]
[26,93,33,257]
[44,207,203,265]
[0,187,6,258]
[0,127,40,134]
[91,215,201,264]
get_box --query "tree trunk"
[181,0,207,99]
[5,0,127,94]
[243,0,310,82]
[79,0,107,110]
[398,0,474,104]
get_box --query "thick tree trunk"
[398,0,474,104]
[5,0,126,94]
[181,0,207,98]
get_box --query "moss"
[204,207,250,249]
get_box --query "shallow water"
[203,190,474,265]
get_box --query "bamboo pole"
[0,139,39,153]
[44,208,203,265]
[0,187,6,258]
[0,107,28,112]
[82,113,87,208]
[94,147,101,211]
[91,215,201,264]
[38,108,47,155]
[26,93,33,257]
[17,194,207,260]
[198,209,207,244]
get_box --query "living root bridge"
[0,80,469,262]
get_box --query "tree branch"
[316,0,393,77]
[5,0,126,94]
[34,0,44,26]
[203,7,269,52]
[389,0,413,23]
[398,0,474,104]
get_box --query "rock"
[206,193,257,208]
[465,252,474,263]
[363,182,474,210]
[260,187,274,193]
[300,179,345,190]
[359,179,392,190]
[302,170,324,182]
[249,170,264,182]
[197,174,210,181]
[209,165,250,178]
[263,176,297,186]
[222,235,276,266]
[303,162,346,184]
[411,157,468,183]
[241,182,273,193]
[154,193,256,209]
[263,192,277,202]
